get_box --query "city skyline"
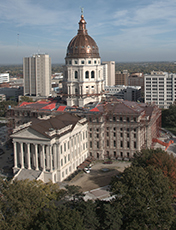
[1,0,176,64]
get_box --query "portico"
[11,113,88,183]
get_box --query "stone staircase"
[15,168,42,181]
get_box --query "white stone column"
[35,144,39,170]
[53,144,57,170]
[20,142,24,168]
[13,141,17,168]
[27,143,31,169]
[42,145,45,171]
[50,145,53,172]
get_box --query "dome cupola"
[66,13,100,59]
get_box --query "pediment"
[11,127,49,141]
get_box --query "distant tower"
[102,61,115,86]
[23,54,51,97]
[63,12,104,107]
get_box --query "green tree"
[110,165,174,230]
[132,148,176,190]
[0,179,64,230]
[162,104,176,128]
[33,205,84,230]
[95,200,122,230]
[19,96,33,102]
[70,199,100,230]
[0,100,17,117]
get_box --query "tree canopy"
[132,148,176,190]
[110,165,174,230]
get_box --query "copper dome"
[66,15,100,59]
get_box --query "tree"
[95,200,122,230]
[110,165,174,230]
[19,96,33,102]
[32,205,84,230]
[70,199,100,230]
[0,179,65,230]
[0,100,17,117]
[132,148,176,190]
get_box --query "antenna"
[17,34,19,47]
[80,7,84,16]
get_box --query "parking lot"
[66,160,131,192]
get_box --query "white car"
[84,168,90,173]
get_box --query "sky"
[1,0,176,64]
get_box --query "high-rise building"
[102,61,115,86]
[115,70,129,86]
[63,13,105,107]
[23,54,51,97]
[144,71,176,109]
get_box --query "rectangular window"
[127,133,130,138]
[68,141,69,149]
[64,143,66,152]
[114,140,116,147]
[68,154,70,161]
[113,116,116,121]
[121,141,123,148]
[60,146,62,154]
[120,133,123,137]
[127,141,130,148]
[134,142,136,148]
[134,133,136,138]
[64,156,66,164]
[90,141,92,148]
[61,159,63,166]
[107,132,109,137]
[120,117,123,121]
[97,142,99,148]
[107,140,109,147]
[97,134,99,138]
[114,132,116,137]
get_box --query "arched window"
[75,71,78,79]
[91,71,95,78]
[85,71,89,79]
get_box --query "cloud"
[0,0,70,27]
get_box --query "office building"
[115,70,129,85]
[105,85,141,101]
[144,71,176,109]
[23,54,51,97]
[0,73,9,83]
[88,99,161,160]
[102,61,115,86]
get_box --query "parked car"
[84,168,90,173]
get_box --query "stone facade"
[87,99,161,160]
[11,113,88,183]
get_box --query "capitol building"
[62,13,105,107]
[10,13,161,183]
